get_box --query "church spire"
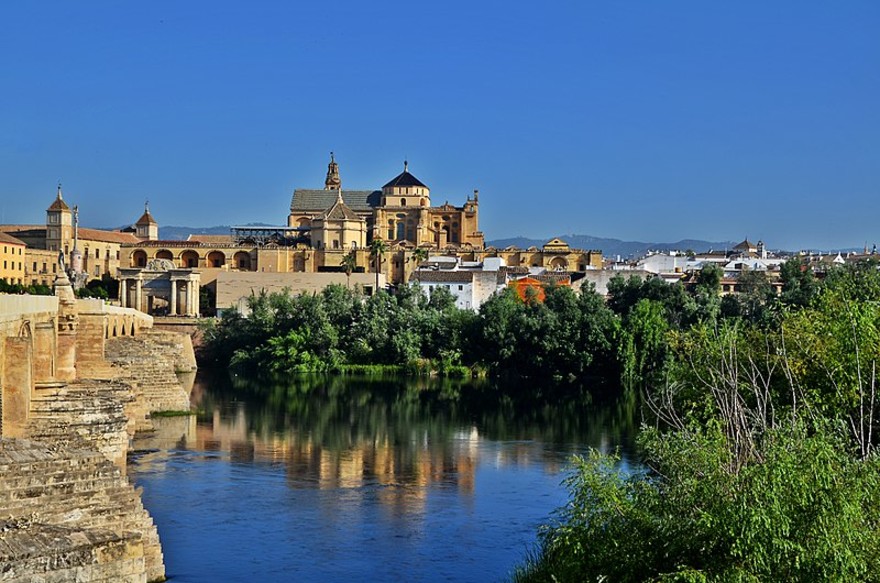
[324,151,341,190]
[48,181,71,212]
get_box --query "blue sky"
[1,1,877,250]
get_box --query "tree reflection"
[182,371,639,496]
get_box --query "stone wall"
[0,439,163,582]
[0,290,197,583]
[106,330,194,415]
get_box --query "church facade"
[288,154,484,251]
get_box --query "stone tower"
[324,152,342,190]
[46,183,73,254]
[135,202,159,241]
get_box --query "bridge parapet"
[0,293,58,325]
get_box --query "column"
[191,279,200,316]
[120,279,128,308]
[186,282,194,316]
[135,280,143,313]
[170,279,178,316]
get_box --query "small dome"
[382,161,427,189]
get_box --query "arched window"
[233,251,251,270]
[132,250,147,268]
[181,250,199,268]
[396,222,405,240]
[401,198,406,206]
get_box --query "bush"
[515,424,880,582]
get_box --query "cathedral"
[288,153,484,251]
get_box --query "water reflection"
[133,372,640,583]
[143,373,638,485]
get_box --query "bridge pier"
[33,321,56,383]
[2,335,33,437]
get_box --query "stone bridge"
[0,275,196,582]
[0,292,152,437]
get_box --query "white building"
[414,255,513,311]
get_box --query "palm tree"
[369,237,388,293]
[411,247,429,284]
[341,250,357,288]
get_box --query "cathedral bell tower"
[46,183,73,254]
[324,152,341,190]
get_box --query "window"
[400,198,406,206]
[95,249,100,258]
[33,262,37,271]
[458,285,463,291]
[3,261,6,269]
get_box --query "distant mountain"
[487,234,738,259]
[150,225,735,257]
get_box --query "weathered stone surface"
[106,331,193,415]
[0,439,161,582]
[0,293,198,582]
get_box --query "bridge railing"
[0,294,59,324]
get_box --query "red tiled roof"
[0,232,26,246]
[77,228,141,244]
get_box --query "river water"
[130,372,639,583]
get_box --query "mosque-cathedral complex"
[1,155,603,311]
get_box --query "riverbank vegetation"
[201,258,880,579]
[201,281,621,380]
[515,258,880,582]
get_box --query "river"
[130,372,639,583]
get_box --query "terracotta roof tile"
[0,232,26,245]
[77,228,141,244]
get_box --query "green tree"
[779,257,819,309]
[619,298,669,390]
[341,250,357,288]
[369,237,388,293]
[411,247,429,283]
[691,263,722,324]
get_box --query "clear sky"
[1,1,877,250]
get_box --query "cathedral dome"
[382,161,427,189]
